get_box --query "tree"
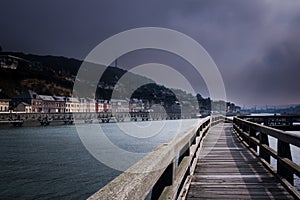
[0,45,2,52]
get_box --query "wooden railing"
[238,115,300,131]
[88,115,224,200]
[233,117,300,198]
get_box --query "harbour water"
[0,124,117,199]
[1,119,299,199]
[0,119,200,199]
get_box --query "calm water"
[1,119,299,199]
[0,119,199,200]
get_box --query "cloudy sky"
[1,0,300,107]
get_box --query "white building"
[66,97,80,112]
[111,99,129,113]
[0,98,10,112]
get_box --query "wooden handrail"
[238,115,300,131]
[88,115,224,200]
[233,116,300,198]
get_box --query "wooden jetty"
[186,124,294,199]
[89,115,300,200]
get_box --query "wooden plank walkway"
[186,123,294,199]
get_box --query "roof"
[39,95,55,101]
[86,98,96,103]
[67,97,80,103]
[19,102,30,106]
[79,98,87,103]
[53,96,66,102]
[14,90,41,100]
[111,99,129,103]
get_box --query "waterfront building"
[95,99,111,112]
[0,98,10,112]
[53,96,67,113]
[86,98,96,112]
[39,95,56,113]
[12,90,43,113]
[10,89,160,114]
[66,97,80,112]
[79,98,88,112]
[77,98,95,112]
[14,102,32,113]
[110,99,129,113]
[96,99,104,112]
[129,98,143,112]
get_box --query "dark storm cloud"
[239,32,300,106]
[0,0,172,58]
[167,0,300,106]
[1,0,300,106]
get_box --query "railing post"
[191,134,196,145]
[263,118,269,126]
[249,128,257,152]
[237,119,241,134]
[197,126,202,137]
[259,133,270,163]
[151,160,175,200]
[241,123,248,141]
[238,120,241,133]
[277,140,294,185]
[233,118,240,135]
[179,143,190,164]
[288,118,293,129]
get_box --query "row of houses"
[2,90,149,113]
[0,90,242,115]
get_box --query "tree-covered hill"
[0,51,212,112]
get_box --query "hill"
[0,52,209,111]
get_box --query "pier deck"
[186,124,294,199]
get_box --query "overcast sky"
[1,0,300,107]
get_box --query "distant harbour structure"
[0,55,32,70]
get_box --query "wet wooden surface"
[186,123,294,199]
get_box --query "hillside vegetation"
[0,52,208,109]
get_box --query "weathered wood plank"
[186,124,294,200]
